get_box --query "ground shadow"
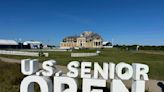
[157,82,164,92]
[77,87,110,92]
[77,87,131,92]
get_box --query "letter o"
[116,63,133,80]
[20,75,52,92]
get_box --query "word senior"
[20,59,149,92]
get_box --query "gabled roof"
[62,31,103,42]
[63,36,79,42]
[81,31,103,41]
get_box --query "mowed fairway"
[0,48,164,80]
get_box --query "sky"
[0,0,164,46]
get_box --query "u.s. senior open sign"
[20,59,149,92]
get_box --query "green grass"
[0,48,164,80]
[0,61,24,92]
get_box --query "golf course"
[1,48,164,80]
[0,48,164,92]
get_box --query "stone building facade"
[60,31,103,49]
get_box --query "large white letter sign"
[109,63,115,79]
[82,79,106,92]
[94,62,108,80]
[67,61,80,78]
[81,62,92,78]
[116,63,133,80]
[111,79,129,92]
[21,59,39,75]
[54,77,78,92]
[132,80,145,92]
[20,75,52,92]
[132,63,149,80]
[42,60,57,76]
[20,60,150,92]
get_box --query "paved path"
[0,57,68,73]
[0,57,164,92]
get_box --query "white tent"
[23,41,42,45]
[0,39,18,45]
[23,40,42,49]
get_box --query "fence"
[0,50,48,57]
[71,53,98,57]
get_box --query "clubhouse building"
[60,31,104,49]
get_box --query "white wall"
[0,50,48,57]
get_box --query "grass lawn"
[0,61,24,92]
[0,48,164,80]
